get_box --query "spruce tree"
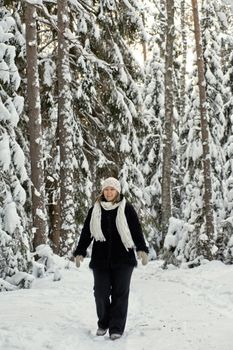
[141,7,165,252]
[0,5,31,285]
[202,0,226,233]
[70,0,146,206]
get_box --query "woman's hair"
[96,191,121,204]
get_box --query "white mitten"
[75,255,84,268]
[137,251,148,266]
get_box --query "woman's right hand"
[75,255,84,268]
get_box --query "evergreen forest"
[1,0,233,290]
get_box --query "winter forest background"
[1,0,233,291]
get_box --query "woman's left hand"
[137,251,149,266]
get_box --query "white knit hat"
[101,177,121,193]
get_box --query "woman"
[73,177,148,340]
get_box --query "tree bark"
[161,0,174,244]
[191,0,214,259]
[159,0,166,58]
[180,0,187,120]
[47,176,61,255]
[25,3,47,250]
[141,13,147,63]
[57,0,75,256]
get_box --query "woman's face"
[103,187,118,202]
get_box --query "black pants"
[93,266,134,335]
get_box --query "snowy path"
[1,259,233,350]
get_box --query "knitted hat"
[101,177,121,193]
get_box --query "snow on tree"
[57,0,76,256]
[25,1,47,250]
[0,5,32,288]
[193,0,233,263]
[176,79,207,262]
[1,0,232,266]
[69,1,146,206]
[140,1,165,252]
[27,1,63,254]
[141,0,179,256]
[167,1,215,263]
[201,0,226,236]
[219,4,233,263]
[168,0,228,263]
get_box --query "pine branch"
[68,0,98,15]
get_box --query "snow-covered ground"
[1,258,233,350]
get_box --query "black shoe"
[96,328,107,336]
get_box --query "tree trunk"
[141,13,147,63]
[57,0,75,256]
[191,0,214,259]
[161,0,174,244]
[47,176,61,255]
[180,0,187,120]
[159,0,166,58]
[25,3,47,250]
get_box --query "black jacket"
[73,200,148,269]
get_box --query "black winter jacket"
[73,201,148,269]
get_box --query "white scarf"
[90,197,134,251]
